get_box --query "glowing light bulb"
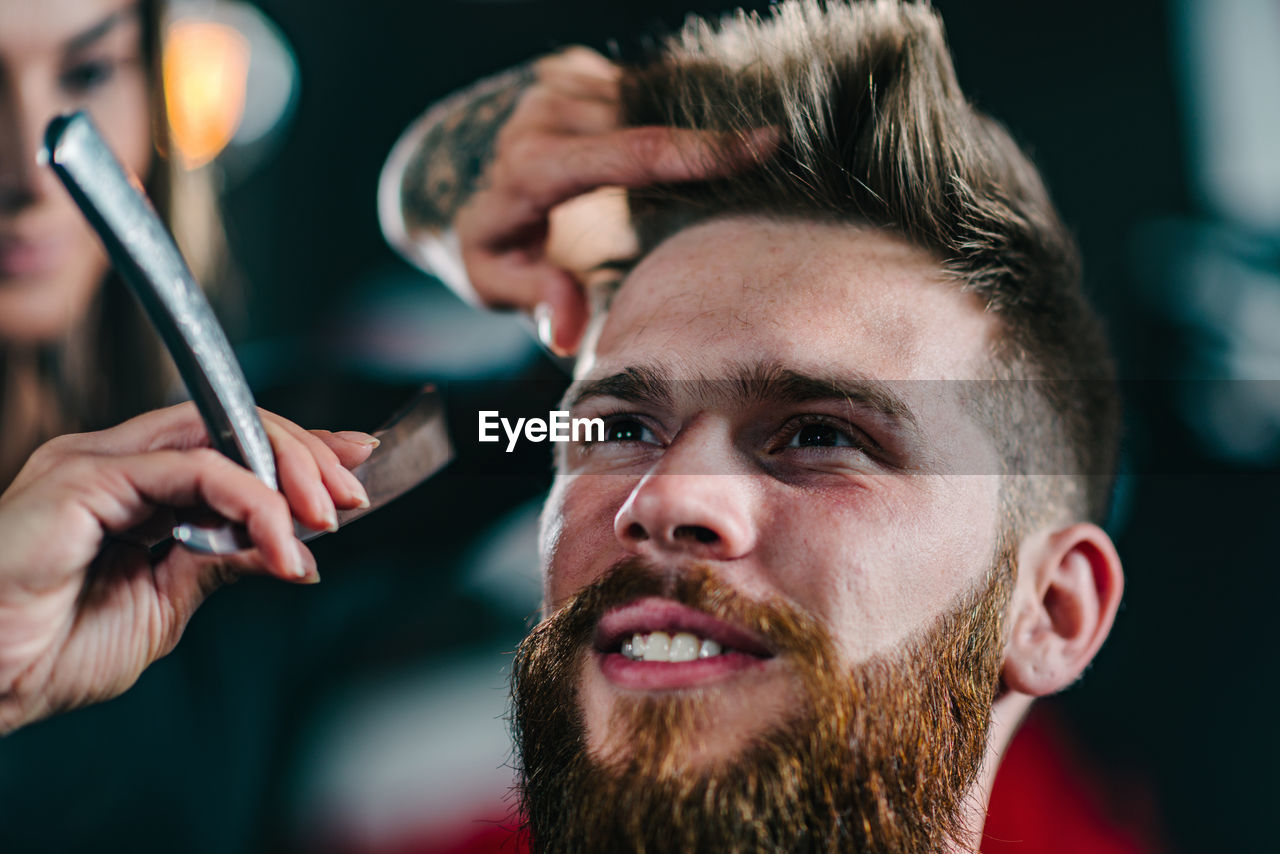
[163,20,251,168]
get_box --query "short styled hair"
[619,0,1119,527]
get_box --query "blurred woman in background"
[0,0,225,486]
[0,0,383,739]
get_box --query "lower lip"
[0,240,63,278]
[596,650,770,690]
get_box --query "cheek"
[762,475,999,661]
[90,66,153,178]
[541,473,635,608]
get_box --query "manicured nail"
[533,302,554,350]
[323,505,339,533]
[335,431,380,448]
[295,541,318,582]
[340,466,370,509]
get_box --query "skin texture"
[0,404,377,734]
[0,0,152,343]
[546,217,1003,760]
[531,215,1123,852]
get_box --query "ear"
[1002,523,1124,697]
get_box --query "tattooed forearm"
[400,63,537,233]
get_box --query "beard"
[511,549,1014,854]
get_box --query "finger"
[260,418,338,532]
[539,270,591,357]
[541,72,621,106]
[260,413,371,512]
[308,430,375,509]
[546,186,636,274]
[528,125,781,209]
[116,505,178,547]
[109,406,371,513]
[200,539,317,586]
[533,46,620,87]
[30,403,207,462]
[475,125,778,238]
[315,430,379,469]
[459,234,555,310]
[456,126,775,312]
[511,86,619,135]
[83,449,303,580]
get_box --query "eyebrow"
[737,365,920,430]
[64,4,140,55]
[567,365,674,410]
[566,361,920,433]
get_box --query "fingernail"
[341,466,371,509]
[323,506,339,533]
[289,548,308,579]
[533,302,554,350]
[548,337,573,359]
[335,431,380,448]
[295,541,318,582]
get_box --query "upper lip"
[594,598,776,658]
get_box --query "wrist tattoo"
[400,62,537,233]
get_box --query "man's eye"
[601,416,658,444]
[780,418,863,450]
[60,60,116,95]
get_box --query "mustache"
[537,556,834,667]
[513,549,1017,853]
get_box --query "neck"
[947,691,1035,853]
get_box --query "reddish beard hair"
[511,548,1015,853]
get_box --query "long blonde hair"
[0,0,230,487]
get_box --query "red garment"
[982,707,1165,854]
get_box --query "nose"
[0,84,56,213]
[613,446,759,562]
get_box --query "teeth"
[646,632,671,661]
[619,631,728,661]
[669,633,698,662]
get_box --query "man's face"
[516,216,1014,850]
[539,215,1004,758]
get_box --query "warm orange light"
[163,20,251,168]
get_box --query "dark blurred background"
[2,1,1278,852]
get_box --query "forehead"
[0,0,138,52]
[583,216,994,382]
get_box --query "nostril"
[674,525,719,545]
[625,522,648,542]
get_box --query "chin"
[578,651,802,772]
[0,273,101,343]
